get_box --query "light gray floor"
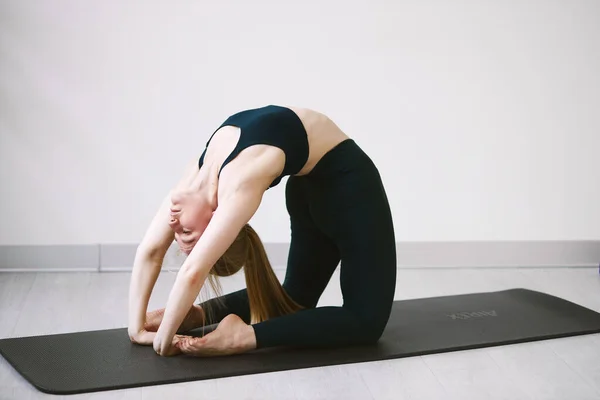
[1,268,599,400]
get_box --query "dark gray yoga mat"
[2,288,600,395]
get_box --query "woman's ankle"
[178,305,205,332]
[187,304,205,329]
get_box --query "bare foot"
[144,308,165,332]
[144,305,204,333]
[177,314,256,357]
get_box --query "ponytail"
[207,224,303,325]
[242,224,304,324]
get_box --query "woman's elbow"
[178,265,205,287]
[135,244,162,263]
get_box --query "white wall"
[1,0,599,246]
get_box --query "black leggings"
[199,139,397,348]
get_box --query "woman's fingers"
[164,336,183,356]
[178,336,211,356]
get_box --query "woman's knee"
[350,307,392,344]
[357,321,386,344]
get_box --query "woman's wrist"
[128,309,149,336]
[128,315,145,333]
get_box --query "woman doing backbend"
[127,105,397,356]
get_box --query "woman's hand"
[153,333,184,357]
[177,314,256,357]
[128,328,156,346]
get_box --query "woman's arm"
[153,184,264,355]
[128,193,175,341]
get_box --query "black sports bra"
[198,105,310,188]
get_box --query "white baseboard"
[0,241,599,272]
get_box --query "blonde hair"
[205,224,303,325]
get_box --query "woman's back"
[198,106,350,192]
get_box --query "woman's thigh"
[282,176,341,308]
[306,150,397,321]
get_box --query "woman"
[128,105,397,357]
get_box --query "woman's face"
[168,190,212,254]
